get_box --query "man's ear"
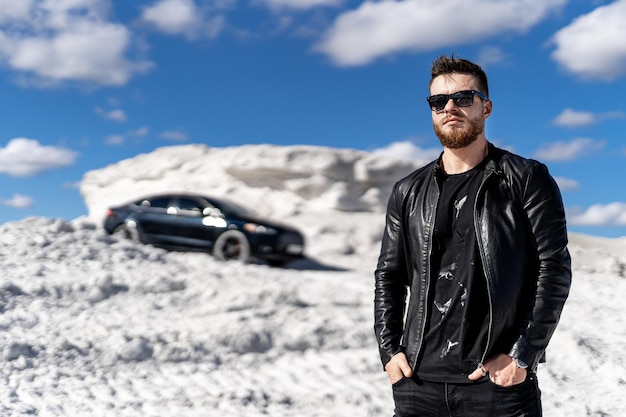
[483,99,493,119]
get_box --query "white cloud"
[63,181,82,189]
[554,176,579,191]
[160,130,188,142]
[313,0,566,66]
[553,108,626,128]
[140,0,224,40]
[0,0,33,23]
[260,0,343,11]
[568,202,626,226]
[533,138,605,162]
[105,126,150,145]
[372,140,441,161]
[552,108,595,128]
[550,0,626,81]
[0,138,79,177]
[600,111,626,123]
[96,107,127,122]
[0,193,33,209]
[131,127,150,137]
[0,0,153,86]
[474,46,509,68]
[105,134,125,145]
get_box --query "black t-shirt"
[416,163,490,383]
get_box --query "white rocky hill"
[81,144,427,268]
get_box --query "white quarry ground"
[0,144,623,416]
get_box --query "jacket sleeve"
[508,162,572,371]
[374,183,410,369]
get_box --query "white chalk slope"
[0,144,624,416]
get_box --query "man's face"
[429,73,491,149]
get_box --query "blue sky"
[1,0,626,237]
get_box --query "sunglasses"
[426,90,487,112]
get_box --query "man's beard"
[433,115,484,149]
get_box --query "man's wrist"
[512,357,528,369]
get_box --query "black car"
[103,192,305,266]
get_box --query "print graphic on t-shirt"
[440,339,459,359]
[454,195,468,219]
[434,298,452,324]
[438,262,457,281]
[459,283,467,307]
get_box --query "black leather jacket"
[374,143,571,372]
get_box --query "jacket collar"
[432,141,501,177]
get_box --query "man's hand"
[468,353,527,387]
[385,352,413,384]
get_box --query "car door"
[171,196,227,249]
[132,196,177,243]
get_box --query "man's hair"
[429,54,489,98]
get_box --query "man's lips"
[444,117,463,125]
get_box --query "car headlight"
[243,223,278,234]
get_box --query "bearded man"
[374,54,571,417]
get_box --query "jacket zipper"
[475,169,496,365]
[411,171,439,370]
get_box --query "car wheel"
[213,230,250,262]
[113,224,140,242]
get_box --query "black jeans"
[391,372,542,417]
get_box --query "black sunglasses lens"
[428,95,448,111]
[451,91,475,107]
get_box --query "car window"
[177,198,204,213]
[147,197,171,209]
[133,197,171,208]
